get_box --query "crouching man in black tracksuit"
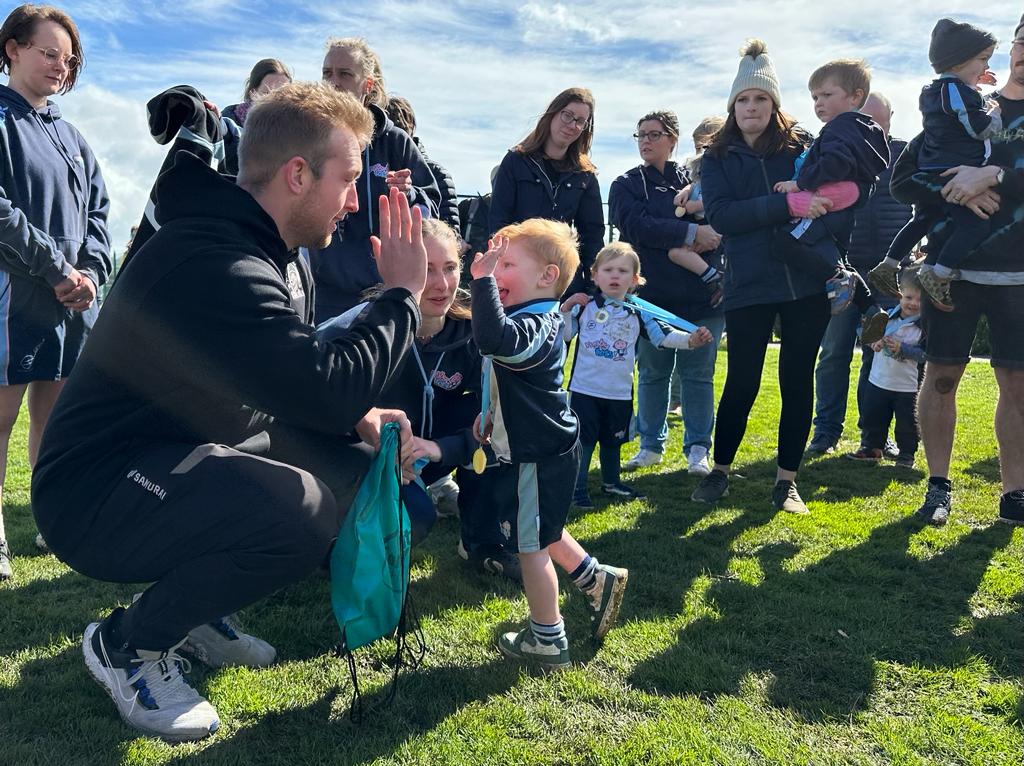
[30,83,427,742]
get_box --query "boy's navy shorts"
[570,391,633,446]
[485,446,579,554]
[0,274,97,385]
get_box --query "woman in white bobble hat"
[690,40,834,514]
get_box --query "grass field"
[0,349,1020,765]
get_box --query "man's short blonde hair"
[808,59,871,107]
[495,218,580,296]
[238,82,373,192]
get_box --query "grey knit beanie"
[728,39,782,111]
[929,18,997,74]
[1015,13,1024,40]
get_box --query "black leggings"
[713,293,831,472]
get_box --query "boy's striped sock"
[699,266,719,284]
[530,618,566,645]
[570,555,599,593]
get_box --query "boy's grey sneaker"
[894,453,916,469]
[181,616,277,669]
[624,449,662,470]
[867,260,902,299]
[83,619,220,742]
[585,564,629,641]
[826,270,857,315]
[691,469,729,503]
[916,483,952,525]
[997,490,1024,526]
[805,434,837,455]
[0,538,11,581]
[772,480,809,514]
[918,268,954,312]
[860,310,890,346]
[497,628,570,672]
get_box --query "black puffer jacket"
[847,137,912,272]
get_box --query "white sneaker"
[687,446,711,477]
[83,621,220,742]
[181,616,277,668]
[427,474,460,517]
[624,449,662,471]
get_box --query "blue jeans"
[636,314,725,456]
[811,304,861,442]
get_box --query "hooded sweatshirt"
[0,83,111,290]
[32,152,420,542]
[308,103,441,321]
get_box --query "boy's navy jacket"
[309,103,441,321]
[701,133,825,311]
[796,111,890,192]
[0,83,111,290]
[319,307,481,470]
[919,76,1000,170]
[608,161,722,322]
[32,152,420,544]
[470,277,577,464]
[489,149,605,293]
[891,91,1024,275]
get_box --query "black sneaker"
[916,481,952,525]
[772,480,809,514]
[691,469,729,503]
[806,434,837,455]
[600,482,646,500]
[572,492,595,509]
[998,490,1024,526]
[469,545,522,584]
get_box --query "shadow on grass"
[159,659,520,765]
[627,516,1018,721]
[965,456,1001,484]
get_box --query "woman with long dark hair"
[489,87,604,294]
[692,40,832,513]
[222,58,291,127]
[0,3,111,578]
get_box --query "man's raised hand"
[371,187,427,301]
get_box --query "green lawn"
[0,349,1020,765]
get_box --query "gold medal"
[594,308,609,324]
[472,447,487,474]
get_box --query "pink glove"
[787,181,860,217]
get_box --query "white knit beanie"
[727,39,782,111]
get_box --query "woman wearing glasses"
[608,111,725,478]
[0,4,111,579]
[489,87,604,295]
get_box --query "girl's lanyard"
[594,295,698,333]
[474,300,560,473]
[409,344,445,484]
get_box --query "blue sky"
[15,1,1022,252]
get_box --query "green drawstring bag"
[329,422,423,719]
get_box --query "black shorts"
[571,391,633,446]
[468,447,578,554]
[0,273,97,384]
[923,280,1024,369]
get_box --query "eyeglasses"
[558,109,590,129]
[633,130,668,142]
[24,43,79,70]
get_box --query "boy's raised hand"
[559,292,590,312]
[470,235,508,280]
